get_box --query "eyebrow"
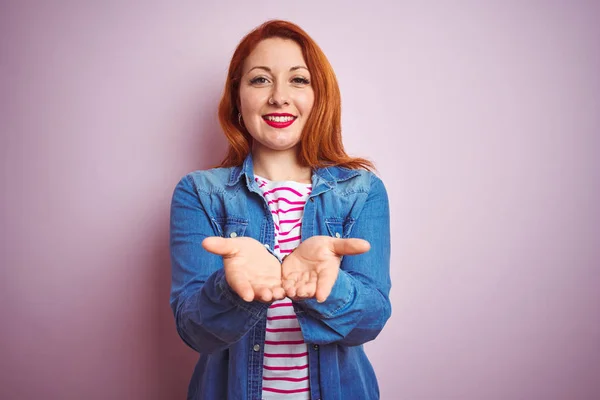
[247,65,309,74]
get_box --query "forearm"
[294,270,391,346]
[174,268,269,353]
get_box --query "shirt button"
[310,197,314,202]
[253,344,260,352]
[313,344,319,350]
[229,232,238,238]
[335,232,341,238]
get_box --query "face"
[238,38,314,152]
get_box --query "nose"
[269,82,290,106]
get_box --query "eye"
[250,76,269,85]
[292,77,310,85]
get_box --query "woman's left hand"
[281,236,370,302]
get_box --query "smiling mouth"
[263,115,296,122]
[262,115,296,128]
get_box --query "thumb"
[202,237,238,257]
[331,238,370,256]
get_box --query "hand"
[202,237,285,303]
[281,236,370,302]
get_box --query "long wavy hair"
[217,20,374,171]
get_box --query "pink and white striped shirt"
[255,175,312,400]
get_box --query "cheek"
[297,92,315,115]
[238,93,250,113]
[239,88,264,113]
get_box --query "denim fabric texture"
[169,154,392,400]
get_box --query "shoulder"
[328,166,386,195]
[175,166,235,195]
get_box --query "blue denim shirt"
[169,154,392,400]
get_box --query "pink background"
[2,1,599,399]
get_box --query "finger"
[293,271,308,288]
[295,284,309,298]
[301,271,310,284]
[296,280,316,299]
[271,286,286,300]
[227,274,254,302]
[331,238,370,256]
[284,281,297,298]
[315,267,339,303]
[309,270,318,284]
[256,286,273,303]
[282,273,299,292]
[295,271,316,297]
[202,237,238,257]
[294,278,307,294]
[282,279,296,292]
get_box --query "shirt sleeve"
[294,175,392,346]
[169,174,269,353]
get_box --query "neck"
[251,145,312,184]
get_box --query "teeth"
[265,116,295,122]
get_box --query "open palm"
[202,236,285,303]
[281,236,370,302]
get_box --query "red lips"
[263,114,296,129]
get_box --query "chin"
[257,140,300,152]
[269,143,300,151]
[256,134,301,151]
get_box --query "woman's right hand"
[202,236,285,303]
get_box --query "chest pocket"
[210,216,249,238]
[324,217,355,239]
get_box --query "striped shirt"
[255,175,312,400]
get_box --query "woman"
[170,20,391,400]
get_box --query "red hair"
[217,20,374,171]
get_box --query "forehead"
[243,38,307,72]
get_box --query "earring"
[238,112,244,128]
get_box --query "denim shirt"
[169,154,392,400]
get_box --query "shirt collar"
[227,153,361,188]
